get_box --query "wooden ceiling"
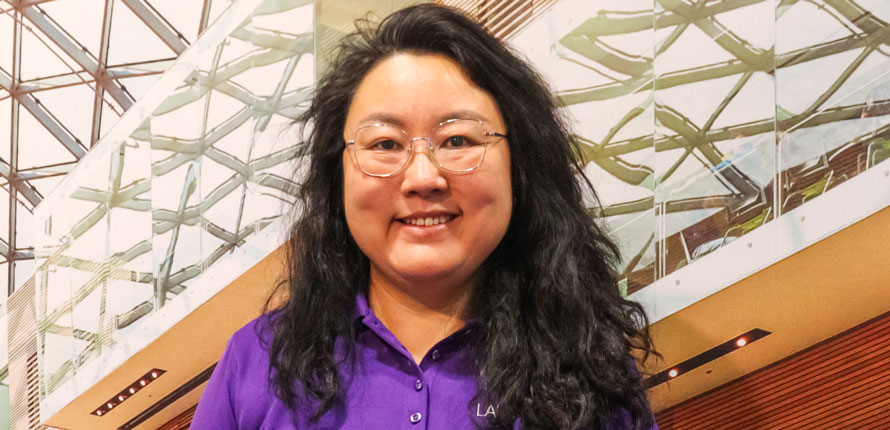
[646,205,890,412]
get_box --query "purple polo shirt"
[192,294,655,429]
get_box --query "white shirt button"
[431,349,441,360]
[410,412,422,423]
[415,379,423,391]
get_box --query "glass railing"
[32,0,314,416]
[510,0,890,302]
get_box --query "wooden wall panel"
[655,310,890,429]
[155,405,196,430]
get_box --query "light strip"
[91,368,166,417]
[644,329,771,388]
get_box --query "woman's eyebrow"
[437,110,488,123]
[358,113,406,127]
[357,110,490,128]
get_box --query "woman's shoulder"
[193,311,293,429]
[223,311,281,367]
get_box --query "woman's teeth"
[403,215,452,226]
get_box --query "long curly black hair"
[266,4,658,429]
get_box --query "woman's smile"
[396,213,457,227]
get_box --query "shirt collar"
[352,292,481,331]
[353,291,374,325]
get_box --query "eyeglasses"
[344,118,508,177]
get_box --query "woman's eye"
[371,140,401,151]
[442,136,470,148]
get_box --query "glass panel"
[33,196,76,398]
[519,0,657,294]
[776,0,890,214]
[107,140,153,342]
[654,0,776,278]
[32,0,316,411]
[151,156,203,305]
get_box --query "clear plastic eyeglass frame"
[344,118,508,177]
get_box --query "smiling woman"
[192,4,658,430]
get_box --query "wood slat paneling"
[155,405,196,430]
[438,0,560,40]
[655,310,890,429]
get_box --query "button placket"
[408,364,430,429]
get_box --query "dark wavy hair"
[267,4,657,429]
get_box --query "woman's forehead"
[344,54,505,132]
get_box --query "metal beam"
[198,0,213,35]
[120,0,189,55]
[15,161,76,180]
[8,4,22,296]
[0,238,30,261]
[0,159,44,208]
[20,4,134,110]
[18,72,94,93]
[16,60,171,95]
[91,0,115,146]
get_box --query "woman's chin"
[394,263,461,283]
[383,257,469,288]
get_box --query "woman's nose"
[400,140,448,196]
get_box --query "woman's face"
[342,54,512,292]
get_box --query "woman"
[193,4,657,430]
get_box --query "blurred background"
[0,0,888,428]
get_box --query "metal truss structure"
[0,0,238,298]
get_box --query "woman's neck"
[367,270,472,365]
